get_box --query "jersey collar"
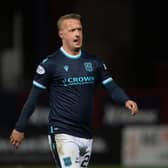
[60,47,81,59]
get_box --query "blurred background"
[0,0,168,167]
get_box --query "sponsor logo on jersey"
[63,76,95,86]
[84,62,93,72]
[36,65,45,74]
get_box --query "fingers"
[130,103,137,112]
[131,105,138,115]
[10,135,20,148]
[9,129,24,149]
[131,110,137,116]
[125,100,138,116]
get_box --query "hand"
[10,129,24,149]
[125,100,138,116]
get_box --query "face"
[59,19,83,54]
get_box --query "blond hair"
[57,13,81,30]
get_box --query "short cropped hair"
[57,13,81,30]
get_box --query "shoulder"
[36,50,59,74]
[82,51,106,71]
[40,50,60,66]
[82,50,103,62]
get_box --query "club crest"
[84,62,93,72]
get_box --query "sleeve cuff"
[33,80,47,89]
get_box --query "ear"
[58,31,63,39]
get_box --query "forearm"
[103,80,129,105]
[15,86,43,132]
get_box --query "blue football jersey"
[33,47,112,138]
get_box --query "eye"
[69,28,75,32]
[78,28,82,31]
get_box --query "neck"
[60,47,81,59]
[62,46,81,56]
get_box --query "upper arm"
[33,58,52,90]
[95,58,113,86]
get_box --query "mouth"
[73,38,80,44]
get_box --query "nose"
[75,30,80,36]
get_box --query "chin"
[73,47,81,52]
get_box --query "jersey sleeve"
[96,58,113,85]
[15,86,43,132]
[33,58,52,90]
[96,58,129,105]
